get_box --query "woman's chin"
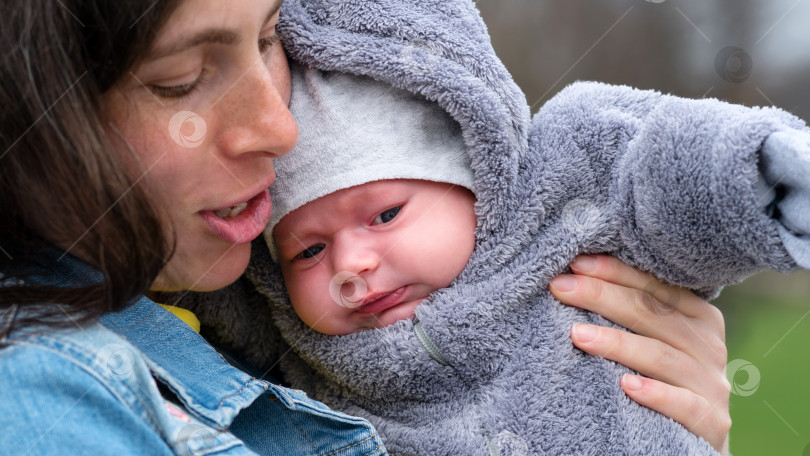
[150,241,252,292]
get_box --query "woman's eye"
[150,70,206,99]
[373,206,402,225]
[259,33,282,54]
[295,244,325,260]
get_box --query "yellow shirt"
[158,304,201,333]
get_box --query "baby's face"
[274,179,477,335]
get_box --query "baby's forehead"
[275,179,416,237]
[316,179,412,211]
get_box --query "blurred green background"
[717,272,810,455]
[477,1,810,454]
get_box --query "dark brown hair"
[0,0,182,339]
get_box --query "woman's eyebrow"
[149,30,238,60]
[263,0,284,27]
[147,0,284,60]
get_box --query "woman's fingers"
[551,273,691,348]
[551,256,728,366]
[556,256,732,454]
[570,324,712,396]
[620,374,731,454]
[549,269,725,352]
[566,255,705,318]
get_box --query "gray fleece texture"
[178,1,810,455]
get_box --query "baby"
[267,63,479,336]
[273,178,477,335]
[252,62,810,455]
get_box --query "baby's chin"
[313,298,427,336]
[352,297,424,333]
[375,298,424,328]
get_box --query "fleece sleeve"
[535,82,809,297]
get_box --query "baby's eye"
[372,206,402,225]
[295,244,325,260]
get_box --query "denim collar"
[19,246,268,428]
[100,297,269,428]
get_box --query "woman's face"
[105,0,296,292]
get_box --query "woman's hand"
[549,255,731,455]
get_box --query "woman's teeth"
[214,201,248,219]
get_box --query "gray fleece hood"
[179,1,810,455]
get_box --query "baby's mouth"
[354,286,409,315]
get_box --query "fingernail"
[572,323,597,342]
[622,374,643,391]
[550,275,578,292]
[571,255,597,273]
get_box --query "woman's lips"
[199,189,272,244]
[354,286,409,315]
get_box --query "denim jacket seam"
[136,318,267,421]
[170,428,235,453]
[215,377,266,411]
[322,433,381,456]
[265,394,381,456]
[267,395,318,451]
[7,335,164,435]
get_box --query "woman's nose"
[215,58,298,159]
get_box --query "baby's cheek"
[434,235,475,283]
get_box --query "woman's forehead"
[146,0,283,60]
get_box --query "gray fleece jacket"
[179,1,810,455]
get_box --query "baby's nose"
[331,234,381,275]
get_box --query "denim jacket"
[0,250,387,455]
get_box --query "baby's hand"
[549,255,730,455]
[761,128,810,238]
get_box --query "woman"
[0,0,731,454]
